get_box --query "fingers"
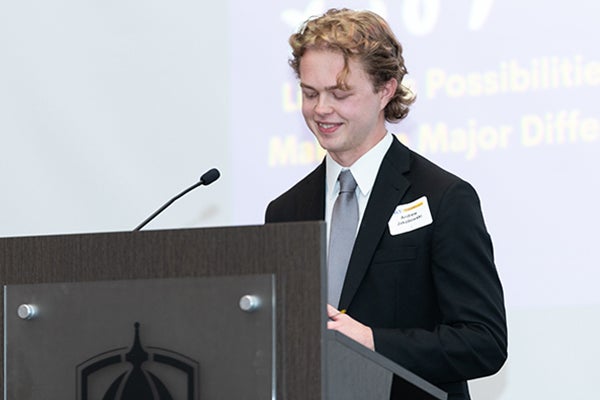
[327,303,338,317]
[325,305,375,350]
[327,303,346,320]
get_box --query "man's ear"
[379,78,398,108]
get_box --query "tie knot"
[338,170,357,194]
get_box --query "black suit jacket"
[265,137,507,399]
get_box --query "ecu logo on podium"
[76,323,199,399]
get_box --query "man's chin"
[315,135,342,152]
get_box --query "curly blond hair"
[289,8,415,122]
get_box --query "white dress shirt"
[325,133,394,248]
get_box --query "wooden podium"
[0,222,446,399]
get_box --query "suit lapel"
[338,138,412,310]
[304,161,326,220]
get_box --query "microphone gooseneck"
[133,168,221,231]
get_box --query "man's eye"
[303,91,318,99]
[332,92,350,100]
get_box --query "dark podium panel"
[0,222,446,400]
[5,275,275,398]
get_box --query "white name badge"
[388,196,433,236]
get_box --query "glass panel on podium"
[4,274,274,400]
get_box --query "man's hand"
[327,304,375,350]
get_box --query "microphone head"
[199,168,220,185]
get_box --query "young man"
[265,9,507,399]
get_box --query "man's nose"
[314,95,333,114]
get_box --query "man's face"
[299,49,395,167]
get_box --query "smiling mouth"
[317,122,342,129]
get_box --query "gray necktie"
[328,169,358,307]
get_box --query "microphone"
[133,168,220,231]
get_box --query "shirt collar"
[326,132,393,198]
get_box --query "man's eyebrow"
[300,82,345,91]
